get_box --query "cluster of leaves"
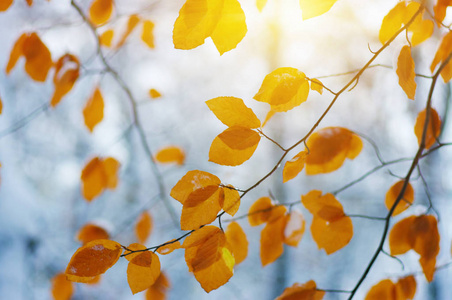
[2,0,452,299]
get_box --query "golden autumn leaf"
[385,180,414,216]
[81,157,120,201]
[142,20,155,49]
[145,272,170,300]
[100,29,114,47]
[83,87,104,132]
[256,0,267,12]
[26,0,32,6]
[156,239,181,255]
[155,146,185,165]
[299,0,339,20]
[225,221,248,265]
[76,223,109,245]
[149,88,161,99]
[0,97,3,115]
[124,243,148,261]
[283,150,307,183]
[89,0,114,26]
[434,0,452,26]
[173,0,247,55]
[365,276,416,300]
[6,33,27,74]
[414,108,441,149]
[209,126,260,166]
[116,14,140,48]
[408,9,434,47]
[310,78,323,94]
[206,96,261,129]
[51,54,80,107]
[430,31,452,82]
[396,46,416,100]
[0,0,13,11]
[389,215,440,281]
[305,127,362,175]
[136,211,153,244]
[220,185,240,216]
[51,273,74,300]
[65,239,122,282]
[260,214,286,266]
[365,279,394,300]
[127,251,161,294]
[254,67,309,113]
[379,2,408,44]
[276,280,325,300]
[396,276,417,300]
[248,196,273,226]
[170,170,220,204]
[283,210,305,247]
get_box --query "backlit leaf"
[248,196,273,226]
[396,46,416,100]
[0,0,13,11]
[124,243,147,261]
[6,33,27,74]
[256,0,267,12]
[116,14,140,48]
[396,276,416,299]
[65,239,122,282]
[385,180,414,216]
[156,240,181,255]
[170,170,220,204]
[379,2,406,44]
[142,20,155,49]
[221,186,240,216]
[276,280,325,300]
[206,96,261,129]
[100,29,114,47]
[145,272,170,300]
[365,276,416,300]
[430,31,452,82]
[209,126,260,166]
[305,127,362,175]
[299,0,339,20]
[155,146,185,165]
[310,78,323,94]
[149,88,161,99]
[225,221,248,265]
[283,210,305,247]
[434,0,452,26]
[89,0,114,26]
[51,54,80,107]
[414,108,441,149]
[254,67,309,113]
[136,211,152,244]
[81,157,120,201]
[26,0,32,6]
[51,273,74,300]
[83,87,104,132]
[365,279,394,300]
[127,251,161,294]
[283,150,307,183]
[409,11,433,47]
[76,223,109,245]
[260,215,286,266]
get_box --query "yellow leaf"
[396,46,416,100]
[256,0,267,12]
[65,239,122,282]
[248,196,273,226]
[209,126,260,166]
[379,2,406,44]
[206,96,261,129]
[430,31,452,82]
[299,0,339,20]
[149,88,161,99]
[305,127,362,175]
[310,78,323,94]
[385,180,414,216]
[170,170,220,204]
[0,0,13,11]
[76,223,109,245]
[260,215,286,266]
[155,146,185,165]
[225,221,248,265]
[221,186,240,216]
[123,243,148,261]
[127,251,161,294]
[51,273,74,300]
[81,157,120,201]
[83,87,104,132]
[254,67,309,112]
[283,210,305,247]
[145,272,170,300]
[116,14,140,49]
[142,20,155,49]
[434,0,452,26]
[414,108,441,149]
[89,0,114,26]
[276,280,325,300]
[51,54,80,107]
[409,12,433,47]
[136,211,153,244]
[100,29,114,47]
[283,150,307,183]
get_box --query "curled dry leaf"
[283,150,307,183]
[310,78,323,94]
[156,239,181,255]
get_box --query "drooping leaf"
[89,0,114,26]
[142,20,155,49]
[81,157,120,201]
[225,221,248,265]
[83,87,104,132]
[51,273,74,300]
[310,78,323,94]
[305,127,362,175]
[254,67,309,113]
[256,0,267,12]
[299,0,339,20]
[385,180,414,216]
[379,2,408,45]
[127,251,161,294]
[276,280,325,300]
[283,150,307,183]
[414,108,441,149]
[283,210,305,247]
[170,170,220,204]
[116,14,140,48]
[433,0,452,26]
[76,223,109,245]
[100,29,114,47]
[365,276,416,300]
[155,146,185,165]
[206,96,261,129]
[396,46,416,100]
[51,54,80,107]
[65,239,122,282]
[209,126,261,166]
[0,0,13,11]
[396,276,417,300]
[408,9,434,47]
[135,211,153,244]
[248,196,273,226]
[260,215,286,266]
[430,31,452,82]
[123,243,148,261]
[145,272,170,300]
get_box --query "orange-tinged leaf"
[0,0,13,11]
[51,273,74,300]
[434,0,452,26]
[142,20,155,49]
[51,54,80,107]
[310,78,323,94]
[116,14,140,49]
[409,13,433,47]
[22,33,52,82]
[89,0,114,26]
[299,0,339,20]
[206,96,261,129]
[6,33,27,74]
[260,215,286,266]
[379,2,406,44]
[389,215,416,255]
[100,29,114,47]
[283,210,305,247]
[136,211,152,244]
[395,276,416,299]
[283,151,307,183]
[183,226,222,249]
[221,186,240,216]
[0,98,2,115]
[305,127,362,175]
[155,146,185,165]
[385,180,414,216]
[156,240,181,255]
[180,185,222,230]
[248,196,273,226]
[65,239,122,282]
[127,251,161,294]
[267,205,287,223]
[81,157,120,201]
[365,279,394,300]
[301,190,342,218]
[84,275,101,285]
[396,46,416,100]
[124,243,148,261]
[276,280,325,300]
[26,0,32,6]
[149,88,161,99]
[256,0,267,12]
[170,170,220,204]
[76,223,109,245]
[310,215,353,254]
[414,108,441,149]
[102,157,120,188]
[145,272,170,300]
[365,276,416,300]
[83,87,104,132]
[209,126,260,166]
[254,67,309,113]
[430,31,452,82]
[225,221,248,264]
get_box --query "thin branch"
[258,128,287,151]
[0,103,49,140]
[346,214,386,221]
[381,249,405,270]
